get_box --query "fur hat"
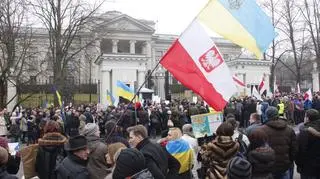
[113,148,146,179]
[227,156,252,179]
[65,135,87,151]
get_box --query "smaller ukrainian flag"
[116,81,135,101]
[107,89,115,105]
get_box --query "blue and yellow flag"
[55,90,62,107]
[107,89,115,105]
[116,81,135,101]
[197,0,276,58]
[166,139,194,174]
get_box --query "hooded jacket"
[261,119,297,173]
[296,119,320,176]
[247,146,275,179]
[35,132,67,179]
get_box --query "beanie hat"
[305,109,319,121]
[0,137,9,150]
[83,123,99,137]
[227,156,252,179]
[0,147,8,166]
[113,148,146,179]
[266,106,278,121]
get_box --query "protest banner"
[191,112,223,138]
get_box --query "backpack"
[237,133,248,155]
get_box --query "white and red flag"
[160,20,237,111]
[258,74,267,95]
[233,74,245,87]
[297,83,301,94]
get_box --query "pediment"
[99,14,155,33]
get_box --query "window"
[118,40,130,53]
[30,76,36,85]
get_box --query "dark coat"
[0,167,18,179]
[6,153,20,174]
[261,120,297,173]
[35,132,67,179]
[56,154,89,179]
[296,119,320,176]
[86,135,110,179]
[247,146,275,179]
[136,138,168,179]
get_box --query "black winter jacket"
[35,132,67,179]
[296,120,320,176]
[56,154,89,179]
[136,138,168,179]
[261,120,297,173]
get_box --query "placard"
[191,112,223,138]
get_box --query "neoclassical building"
[12,11,271,108]
[93,11,271,105]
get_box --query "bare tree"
[0,0,41,109]
[29,0,105,105]
[300,0,320,66]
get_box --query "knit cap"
[227,156,252,179]
[83,123,99,137]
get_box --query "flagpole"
[105,60,162,141]
[105,0,214,141]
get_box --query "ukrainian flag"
[197,0,276,58]
[116,81,135,101]
[166,139,193,174]
[107,89,115,105]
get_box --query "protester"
[247,129,275,179]
[105,142,127,168]
[0,147,18,179]
[35,120,67,179]
[112,148,154,179]
[0,137,20,175]
[246,113,262,136]
[227,156,252,179]
[200,122,239,179]
[166,127,193,179]
[296,109,320,179]
[181,124,200,179]
[83,123,109,179]
[261,106,297,179]
[56,135,90,179]
[127,125,169,179]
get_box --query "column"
[112,39,119,53]
[243,73,247,96]
[6,78,17,112]
[312,61,319,92]
[138,70,145,88]
[100,69,110,105]
[130,40,136,54]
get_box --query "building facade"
[13,11,271,107]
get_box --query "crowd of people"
[0,93,319,179]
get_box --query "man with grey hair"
[181,124,199,178]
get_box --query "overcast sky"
[99,0,208,35]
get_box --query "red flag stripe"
[232,76,245,87]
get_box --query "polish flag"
[233,74,245,87]
[160,20,237,111]
[297,83,301,93]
